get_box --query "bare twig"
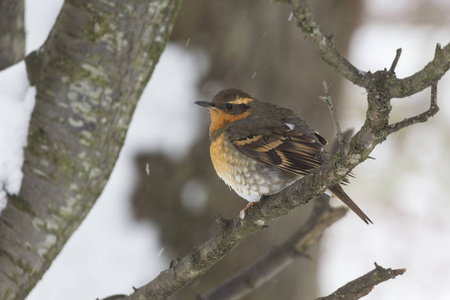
[98,295,127,300]
[389,43,450,98]
[316,263,406,300]
[320,82,343,145]
[198,197,346,300]
[387,83,439,134]
[389,48,402,73]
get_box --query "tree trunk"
[0,1,181,299]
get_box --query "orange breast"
[210,133,236,183]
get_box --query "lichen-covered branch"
[123,196,346,300]
[288,0,450,99]
[0,1,181,299]
[316,263,406,300]
[197,197,346,300]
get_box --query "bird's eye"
[225,103,233,110]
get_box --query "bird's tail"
[329,184,372,224]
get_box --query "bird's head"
[195,88,255,135]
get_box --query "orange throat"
[209,109,250,135]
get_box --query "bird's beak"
[194,101,212,108]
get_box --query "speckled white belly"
[210,133,300,202]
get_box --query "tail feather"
[329,184,372,224]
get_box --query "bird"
[195,88,372,224]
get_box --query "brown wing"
[229,117,372,224]
[230,120,325,176]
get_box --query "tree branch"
[389,43,450,98]
[198,197,346,300]
[316,263,406,300]
[387,83,439,134]
[288,0,450,99]
[389,48,402,73]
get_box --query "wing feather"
[231,123,325,176]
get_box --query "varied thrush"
[195,88,371,224]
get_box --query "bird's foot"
[239,202,257,219]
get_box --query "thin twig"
[198,197,346,300]
[98,295,127,300]
[388,43,450,98]
[319,81,343,145]
[316,263,406,300]
[387,83,439,134]
[389,48,402,73]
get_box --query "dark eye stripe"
[223,103,250,115]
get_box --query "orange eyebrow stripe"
[229,97,253,105]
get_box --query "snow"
[0,0,64,211]
[0,62,35,212]
[25,0,64,53]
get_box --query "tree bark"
[0,0,25,70]
[0,1,181,299]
